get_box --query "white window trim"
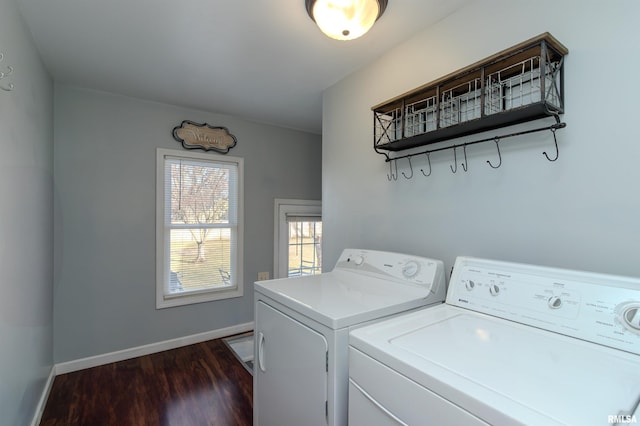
[273,198,321,279]
[156,148,244,309]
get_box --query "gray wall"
[0,0,54,424]
[323,1,640,277]
[53,86,321,362]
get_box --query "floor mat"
[222,332,254,375]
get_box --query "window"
[156,148,243,308]
[274,199,322,278]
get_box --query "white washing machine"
[349,256,640,425]
[253,248,446,426]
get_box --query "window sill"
[156,285,244,309]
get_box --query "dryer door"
[255,301,328,426]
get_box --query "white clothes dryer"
[253,249,446,426]
[349,256,640,426]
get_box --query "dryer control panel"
[335,248,445,291]
[448,257,640,355]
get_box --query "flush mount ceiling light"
[305,0,388,41]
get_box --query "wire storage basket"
[373,33,567,153]
[405,91,438,137]
[484,52,563,116]
[439,75,482,128]
[373,103,403,145]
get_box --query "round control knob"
[402,261,420,278]
[616,302,640,334]
[489,284,500,296]
[623,306,640,331]
[352,255,364,266]
[548,296,562,309]
[465,280,475,291]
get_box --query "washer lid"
[254,269,442,329]
[350,305,640,425]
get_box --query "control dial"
[548,296,563,309]
[352,255,364,266]
[619,302,640,333]
[402,260,420,278]
[465,280,475,291]
[489,284,500,296]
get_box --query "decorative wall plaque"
[172,120,237,154]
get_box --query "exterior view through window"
[274,199,321,279]
[156,149,243,308]
[287,217,322,277]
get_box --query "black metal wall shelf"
[373,33,568,168]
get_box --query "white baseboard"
[31,366,56,426]
[55,322,254,375]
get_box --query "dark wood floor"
[40,338,253,426]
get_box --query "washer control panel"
[335,248,445,291]
[448,256,640,355]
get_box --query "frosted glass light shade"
[306,0,387,41]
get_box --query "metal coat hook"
[420,152,432,177]
[0,53,14,92]
[487,138,502,169]
[451,145,469,173]
[542,127,559,162]
[461,145,468,172]
[401,156,414,179]
[450,146,458,173]
[387,159,398,181]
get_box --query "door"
[273,199,322,278]
[255,301,329,426]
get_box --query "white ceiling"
[17,0,473,134]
